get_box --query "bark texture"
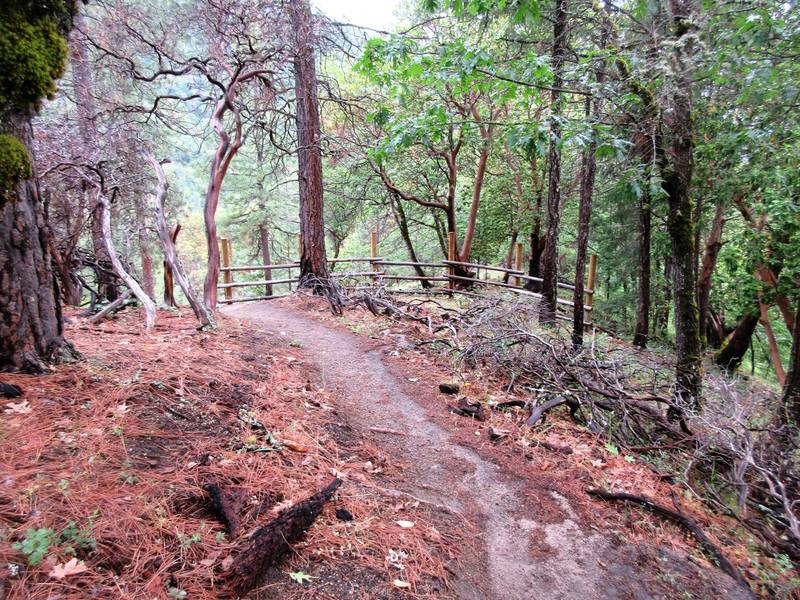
[783,297,800,426]
[0,114,71,372]
[147,154,213,328]
[292,0,331,291]
[539,0,569,325]
[697,198,725,346]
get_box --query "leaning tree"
[0,1,78,372]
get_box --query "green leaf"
[289,571,315,585]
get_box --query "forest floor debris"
[229,297,762,599]
[0,309,456,599]
[251,292,797,599]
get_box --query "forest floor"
[0,296,767,599]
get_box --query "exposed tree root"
[588,488,754,598]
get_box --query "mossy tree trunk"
[663,0,702,416]
[0,114,73,372]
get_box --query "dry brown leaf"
[48,558,88,580]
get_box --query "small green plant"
[289,571,314,584]
[58,479,69,497]
[119,471,138,485]
[215,531,226,543]
[12,528,56,565]
[177,531,202,550]
[60,519,97,556]
[167,587,187,599]
[604,442,619,456]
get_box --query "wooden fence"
[216,232,597,322]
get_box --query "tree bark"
[458,105,495,263]
[633,187,652,348]
[98,191,156,329]
[759,303,785,385]
[502,230,518,285]
[390,194,430,288]
[259,224,273,296]
[539,0,569,326]
[716,311,759,373]
[71,12,116,302]
[572,12,609,346]
[291,0,331,292]
[147,154,213,328]
[782,297,800,426]
[697,198,725,347]
[163,224,180,307]
[134,194,154,298]
[663,0,702,414]
[0,114,73,372]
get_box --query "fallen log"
[588,488,754,598]
[229,478,342,595]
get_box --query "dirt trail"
[226,302,748,600]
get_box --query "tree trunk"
[0,114,73,372]
[716,311,759,372]
[163,224,180,307]
[572,98,599,347]
[134,194,154,298]
[146,154,212,327]
[759,303,786,385]
[71,12,116,303]
[697,198,725,346]
[292,0,330,292]
[98,191,156,329]
[539,0,568,326]
[459,110,494,263]
[502,231,518,285]
[390,194,430,288]
[782,297,800,426]
[572,11,609,346]
[664,0,702,415]
[259,224,274,297]
[633,187,652,348]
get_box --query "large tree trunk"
[716,310,759,372]
[782,297,800,426]
[664,0,702,415]
[292,0,330,292]
[146,154,213,328]
[0,114,73,372]
[697,198,725,346]
[633,187,652,348]
[539,0,568,326]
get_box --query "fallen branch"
[526,396,578,427]
[229,478,342,594]
[588,488,754,597]
[88,289,133,324]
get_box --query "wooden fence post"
[514,241,523,287]
[586,254,597,322]
[371,229,379,283]
[220,238,233,304]
[447,231,456,291]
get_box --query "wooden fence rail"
[215,236,597,323]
